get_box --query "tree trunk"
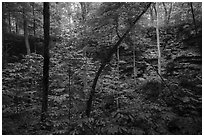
[80,2,87,21]
[32,2,36,36]
[68,64,72,120]
[117,46,120,109]
[32,2,36,53]
[162,2,168,25]
[15,18,19,34]
[149,6,154,26]
[23,6,31,55]
[83,48,88,92]
[133,45,137,85]
[2,3,7,68]
[156,2,161,92]
[162,2,173,25]
[86,63,106,117]
[189,2,197,35]
[85,3,152,117]
[8,11,11,33]
[80,2,88,94]
[153,3,157,17]
[41,2,50,122]
[115,16,121,109]
[167,3,173,24]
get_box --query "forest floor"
[2,24,202,135]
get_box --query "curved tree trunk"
[85,3,152,117]
[189,2,197,35]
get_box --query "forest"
[2,2,202,135]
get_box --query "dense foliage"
[2,2,202,135]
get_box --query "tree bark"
[116,46,120,109]
[149,5,154,26]
[162,2,168,25]
[189,2,197,35]
[32,2,36,36]
[23,6,31,55]
[156,2,161,92]
[153,3,157,17]
[133,44,137,85]
[15,18,19,34]
[80,2,88,94]
[80,2,87,21]
[41,2,50,122]
[68,64,71,120]
[85,3,152,117]
[8,10,11,33]
[2,3,7,68]
[32,2,37,53]
[115,17,121,109]
[167,3,173,24]
[162,2,173,25]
